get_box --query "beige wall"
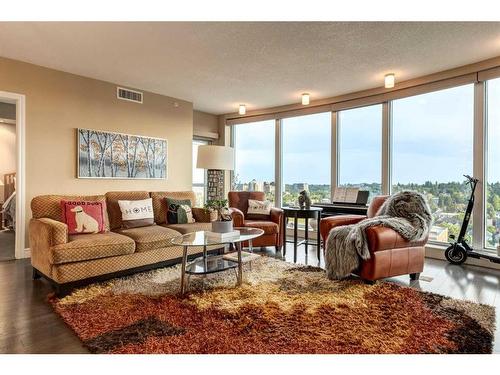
[193,110,219,140]
[0,122,16,201]
[0,57,194,246]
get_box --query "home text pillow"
[60,200,107,235]
[246,199,273,220]
[118,198,155,229]
[166,198,195,224]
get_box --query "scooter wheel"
[445,244,467,265]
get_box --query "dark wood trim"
[33,249,222,297]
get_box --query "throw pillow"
[246,199,273,220]
[60,200,107,235]
[166,198,195,224]
[118,198,155,229]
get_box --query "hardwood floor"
[0,241,499,353]
[0,229,15,261]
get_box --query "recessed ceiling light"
[385,73,395,89]
[301,93,310,105]
[239,104,246,115]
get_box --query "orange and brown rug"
[50,257,496,354]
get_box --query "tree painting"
[78,128,167,179]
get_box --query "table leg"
[305,217,309,253]
[248,239,253,271]
[180,245,188,295]
[317,213,321,261]
[283,217,287,256]
[236,241,243,286]
[293,215,298,263]
[203,245,207,272]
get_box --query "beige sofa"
[29,191,217,295]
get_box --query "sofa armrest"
[365,226,428,253]
[319,215,366,242]
[192,207,216,223]
[29,218,68,277]
[229,207,245,227]
[270,207,284,229]
[30,218,68,246]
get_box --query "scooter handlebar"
[463,174,479,183]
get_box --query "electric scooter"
[445,175,500,265]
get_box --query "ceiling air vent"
[117,87,143,103]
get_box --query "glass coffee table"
[170,227,264,295]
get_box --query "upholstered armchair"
[228,191,284,251]
[319,196,427,283]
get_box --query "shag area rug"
[50,257,496,354]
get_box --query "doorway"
[0,91,25,260]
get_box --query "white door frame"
[0,90,26,259]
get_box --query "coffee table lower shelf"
[185,255,238,275]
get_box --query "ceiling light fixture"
[384,73,395,89]
[239,104,246,115]
[301,93,310,105]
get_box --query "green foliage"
[204,199,231,221]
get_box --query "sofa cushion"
[105,191,150,230]
[51,232,135,265]
[118,198,155,229]
[228,191,266,216]
[244,220,279,235]
[31,194,110,231]
[166,198,194,224]
[162,222,212,234]
[61,200,108,234]
[150,191,196,224]
[117,224,180,252]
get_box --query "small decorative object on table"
[205,199,233,233]
[298,190,312,209]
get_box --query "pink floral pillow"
[60,200,107,235]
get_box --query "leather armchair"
[320,195,427,282]
[228,191,284,251]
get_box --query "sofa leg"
[32,267,41,280]
[54,284,72,298]
[275,245,282,254]
[410,272,420,281]
[363,279,376,285]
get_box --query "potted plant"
[204,199,233,233]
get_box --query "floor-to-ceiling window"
[338,104,382,200]
[391,84,474,243]
[192,139,209,206]
[282,112,331,206]
[232,120,275,202]
[485,77,500,249]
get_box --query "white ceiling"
[1,22,500,114]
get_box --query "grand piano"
[312,188,369,217]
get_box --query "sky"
[233,81,500,186]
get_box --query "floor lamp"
[196,145,235,201]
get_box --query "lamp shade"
[196,145,235,170]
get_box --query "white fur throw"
[324,191,432,280]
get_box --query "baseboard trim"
[22,248,30,259]
[425,245,500,271]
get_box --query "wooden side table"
[282,207,323,263]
